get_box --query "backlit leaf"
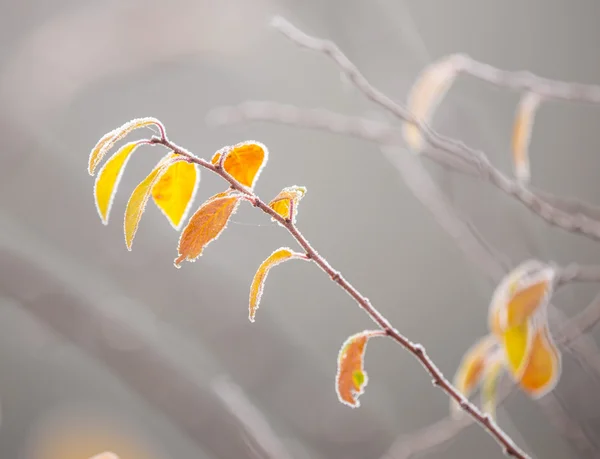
[451,334,498,418]
[89,117,161,175]
[488,260,554,335]
[481,351,505,420]
[94,141,144,225]
[402,54,465,153]
[249,247,305,322]
[502,321,532,381]
[152,159,199,230]
[511,92,541,184]
[174,191,242,268]
[124,154,180,250]
[268,186,306,224]
[518,322,561,398]
[505,278,551,329]
[211,141,268,188]
[336,331,382,408]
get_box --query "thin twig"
[221,16,600,244]
[148,132,529,459]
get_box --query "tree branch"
[147,130,530,459]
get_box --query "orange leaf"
[512,92,541,184]
[151,159,199,230]
[505,279,551,329]
[174,191,242,268]
[211,141,268,188]
[502,321,532,381]
[124,154,180,251]
[518,321,561,398]
[268,186,306,223]
[402,54,465,153]
[451,334,498,418]
[336,331,382,408]
[89,117,161,175]
[249,247,305,322]
[488,260,554,336]
[94,141,144,225]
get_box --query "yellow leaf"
[94,141,144,225]
[174,191,242,267]
[481,351,505,420]
[402,54,465,153]
[336,331,380,408]
[151,159,199,230]
[268,186,306,223]
[451,334,497,418]
[211,141,268,188]
[511,92,541,184]
[89,117,161,175]
[124,154,179,251]
[502,321,532,381]
[249,247,305,322]
[518,322,561,398]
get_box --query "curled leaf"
[174,191,242,268]
[480,350,505,419]
[502,321,532,381]
[505,276,553,329]
[518,321,561,398]
[336,331,382,408]
[152,159,200,230]
[451,334,498,418]
[268,186,306,223]
[89,117,162,175]
[94,141,144,225]
[249,247,305,322]
[124,154,180,250]
[512,92,541,184]
[211,141,268,188]
[402,54,466,153]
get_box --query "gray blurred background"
[1,0,600,458]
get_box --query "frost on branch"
[402,54,465,154]
[511,92,541,184]
[174,190,242,268]
[88,117,162,175]
[336,331,382,408]
[94,140,145,225]
[124,153,183,251]
[211,141,268,189]
[249,247,306,322]
[151,159,200,230]
[268,186,306,224]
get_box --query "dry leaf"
[151,159,199,230]
[336,331,382,408]
[174,191,242,267]
[480,351,505,419]
[211,141,268,188]
[268,186,306,223]
[505,279,551,329]
[89,117,161,175]
[94,141,144,225]
[402,54,465,153]
[512,92,541,184]
[124,154,179,250]
[451,334,498,418]
[518,321,561,398]
[249,247,305,322]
